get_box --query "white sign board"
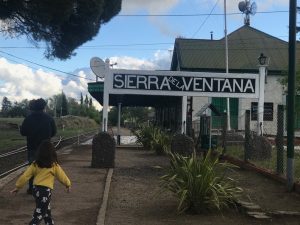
[106,69,259,98]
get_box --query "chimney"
[210,31,213,40]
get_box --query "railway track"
[0,130,97,179]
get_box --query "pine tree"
[61,92,69,116]
[1,96,12,117]
[0,0,122,59]
[84,94,89,106]
[89,98,93,108]
[80,93,83,106]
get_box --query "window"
[251,102,273,121]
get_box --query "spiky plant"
[160,150,242,213]
[133,125,171,155]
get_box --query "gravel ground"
[106,147,300,225]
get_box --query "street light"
[258,53,268,66]
[257,53,269,136]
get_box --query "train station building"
[88,25,300,135]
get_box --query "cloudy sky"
[0,0,290,109]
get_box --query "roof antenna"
[238,0,257,25]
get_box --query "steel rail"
[0,130,97,179]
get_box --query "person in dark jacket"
[20,98,57,194]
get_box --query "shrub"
[132,124,158,150]
[160,150,242,214]
[132,125,171,155]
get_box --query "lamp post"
[257,53,269,136]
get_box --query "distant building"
[171,25,300,134]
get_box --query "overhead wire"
[0,53,73,80]
[0,50,95,81]
[117,10,288,17]
[0,34,293,51]
[191,0,220,38]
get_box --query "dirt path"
[0,145,106,225]
[106,148,300,225]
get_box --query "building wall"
[192,75,285,135]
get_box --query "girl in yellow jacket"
[11,139,71,225]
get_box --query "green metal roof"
[171,25,300,74]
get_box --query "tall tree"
[61,92,69,116]
[1,96,12,117]
[80,93,83,106]
[89,98,93,108]
[0,0,122,59]
[9,99,29,117]
[84,94,89,106]
[280,71,300,95]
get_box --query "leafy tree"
[122,107,153,126]
[280,71,300,94]
[1,96,12,117]
[84,94,89,106]
[9,100,29,117]
[89,98,93,108]
[61,92,69,116]
[68,97,80,115]
[80,92,83,105]
[0,0,122,59]
[280,71,300,113]
[108,106,118,126]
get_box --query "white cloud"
[0,49,171,111]
[109,49,172,70]
[0,58,62,102]
[122,0,180,13]
[122,0,181,37]
[0,57,101,109]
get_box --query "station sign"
[107,70,259,98]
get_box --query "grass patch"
[0,116,98,153]
[224,144,300,180]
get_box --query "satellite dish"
[90,57,106,78]
[238,1,247,12]
[250,2,257,15]
[238,0,257,25]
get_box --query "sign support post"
[182,96,187,134]
[102,60,110,132]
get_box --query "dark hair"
[29,98,47,111]
[35,140,58,168]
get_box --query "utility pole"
[224,0,231,130]
[287,0,297,191]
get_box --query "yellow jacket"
[16,162,71,190]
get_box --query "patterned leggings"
[29,185,54,225]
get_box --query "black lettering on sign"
[113,74,255,94]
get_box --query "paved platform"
[0,144,107,225]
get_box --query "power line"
[0,53,71,80]
[117,10,288,17]
[0,50,95,81]
[192,0,220,38]
[0,33,294,51]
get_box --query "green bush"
[151,129,171,155]
[132,125,171,155]
[160,150,242,214]
[132,124,156,150]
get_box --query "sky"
[0,0,291,110]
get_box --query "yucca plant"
[160,150,242,214]
[151,129,171,155]
[132,124,157,150]
[133,125,171,155]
